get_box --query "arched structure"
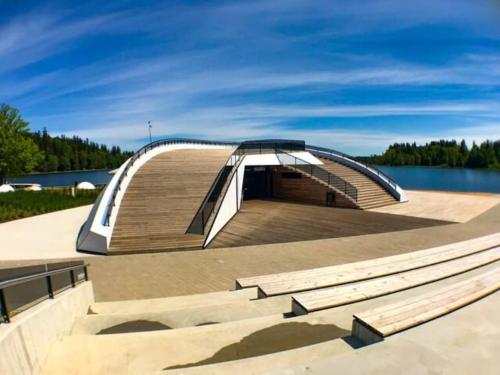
[77,139,407,254]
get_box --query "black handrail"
[104,138,239,226]
[306,145,398,189]
[186,152,243,235]
[0,263,89,323]
[276,150,358,201]
[202,154,246,244]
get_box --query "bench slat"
[291,247,500,314]
[258,239,500,297]
[236,233,500,290]
[352,267,499,343]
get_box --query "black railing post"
[0,289,9,323]
[46,276,54,299]
[70,270,76,287]
[201,210,205,234]
[83,266,89,281]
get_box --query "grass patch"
[0,188,101,223]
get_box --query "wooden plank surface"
[211,199,448,250]
[109,148,233,254]
[257,232,500,297]
[318,158,397,209]
[291,247,500,314]
[353,267,500,337]
[237,232,500,289]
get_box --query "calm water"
[6,166,500,192]
[7,170,112,187]
[377,166,500,193]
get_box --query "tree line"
[29,129,133,173]
[0,104,132,182]
[365,139,500,169]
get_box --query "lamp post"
[148,121,152,144]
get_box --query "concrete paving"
[370,190,500,222]
[0,205,94,261]
[265,288,499,375]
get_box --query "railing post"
[201,210,205,234]
[46,275,54,299]
[83,266,89,281]
[70,270,76,287]
[0,289,9,323]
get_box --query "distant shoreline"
[9,169,110,177]
[373,164,500,171]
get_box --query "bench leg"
[291,298,309,316]
[352,318,384,345]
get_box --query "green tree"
[0,104,43,183]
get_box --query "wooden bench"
[352,267,500,345]
[291,247,499,315]
[234,233,500,297]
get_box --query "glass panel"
[3,278,48,317]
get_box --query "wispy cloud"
[1,0,499,154]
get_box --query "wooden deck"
[209,199,450,249]
[109,148,233,254]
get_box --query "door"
[326,191,336,206]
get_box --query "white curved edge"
[77,142,236,254]
[307,148,408,202]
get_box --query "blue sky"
[1,0,500,155]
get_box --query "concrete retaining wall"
[0,282,94,375]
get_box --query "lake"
[6,166,500,193]
[377,166,500,193]
[7,170,112,187]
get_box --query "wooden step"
[352,267,500,344]
[256,234,500,297]
[291,247,500,315]
[109,148,234,253]
[236,233,500,289]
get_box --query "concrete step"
[160,337,350,375]
[89,288,258,315]
[72,295,290,335]
[43,310,352,375]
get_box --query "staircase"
[41,265,497,374]
[318,157,398,209]
[109,148,233,254]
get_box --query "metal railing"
[306,145,398,189]
[276,150,358,201]
[186,140,304,235]
[103,138,238,226]
[236,139,305,155]
[0,262,89,323]
[186,153,244,235]
[202,154,246,243]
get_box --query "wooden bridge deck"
[109,148,233,254]
[209,199,450,249]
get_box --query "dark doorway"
[326,191,336,206]
[243,166,272,200]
